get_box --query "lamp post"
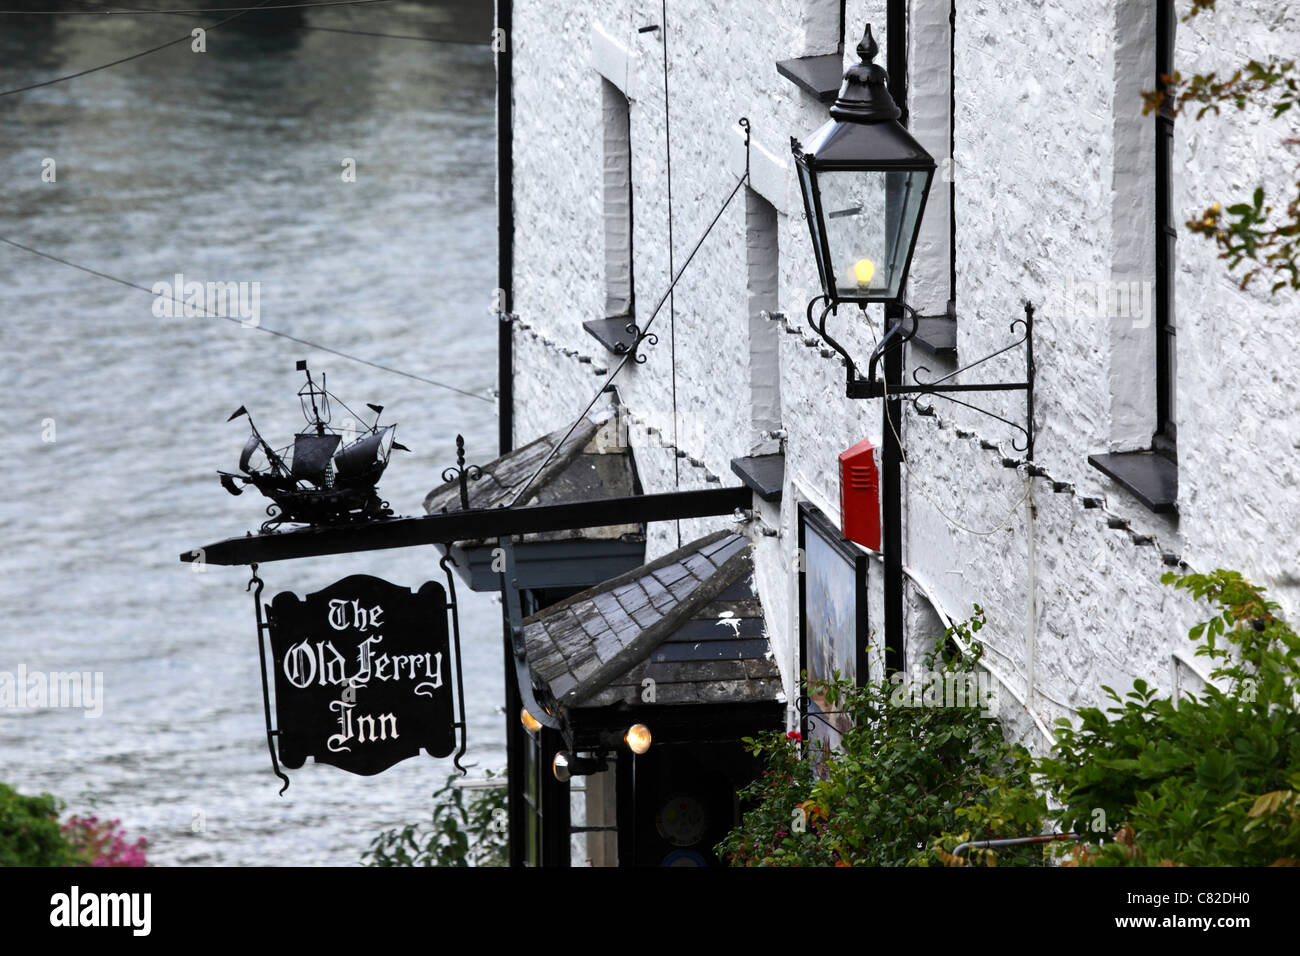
[791,23,1036,679]
[791,23,934,678]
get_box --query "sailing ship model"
[219,361,408,532]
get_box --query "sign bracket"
[437,552,470,775]
[249,563,291,795]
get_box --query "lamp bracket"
[809,297,1037,459]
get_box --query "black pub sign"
[267,575,456,775]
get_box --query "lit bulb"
[624,723,652,754]
[520,708,541,733]
[851,257,876,289]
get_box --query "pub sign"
[265,574,458,777]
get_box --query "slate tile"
[612,583,650,616]
[571,655,602,684]
[682,554,715,579]
[668,577,698,601]
[652,562,690,587]
[593,630,626,663]
[629,605,660,630]
[549,671,578,701]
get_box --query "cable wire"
[0,236,494,403]
[0,0,296,97]
[0,0,396,13]
[507,172,749,507]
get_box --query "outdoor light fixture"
[791,24,935,308]
[520,707,541,734]
[624,723,652,754]
[787,21,1035,445]
[551,751,606,782]
[552,751,572,782]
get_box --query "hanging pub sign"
[257,573,465,785]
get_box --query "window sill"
[1087,450,1178,514]
[910,315,957,359]
[730,453,784,502]
[775,53,843,104]
[582,316,637,355]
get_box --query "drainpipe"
[494,0,524,868]
[1024,479,1038,714]
[496,0,514,458]
[881,0,908,676]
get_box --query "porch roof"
[521,531,783,713]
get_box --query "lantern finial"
[830,23,901,123]
[857,23,879,64]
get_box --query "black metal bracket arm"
[498,536,563,732]
[808,297,1037,459]
[248,564,291,796]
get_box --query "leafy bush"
[717,613,1042,866]
[363,770,508,867]
[1026,570,1300,866]
[0,784,76,867]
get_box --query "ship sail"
[333,425,394,485]
[238,432,262,474]
[290,433,342,482]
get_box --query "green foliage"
[720,570,1300,867]
[1141,2,1300,293]
[362,771,508,867]
[0,784,77,867]
[716,613,1043,867]
[1030,570,1300,866]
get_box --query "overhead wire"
[507,171,750,508]
[0,0,291,97]
[0,236,494,403]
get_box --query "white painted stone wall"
[506,0,1300,759]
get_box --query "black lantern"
[792,25,935,305]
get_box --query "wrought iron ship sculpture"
[219,361,408,532]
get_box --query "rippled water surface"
[0,0,505,865]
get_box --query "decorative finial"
[857,24,879,64]
[830,22,901,123]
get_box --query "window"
[602,79,633,320]
[1154,0,1177,456]
[585,80,638,354]
[1088,0,1178,513]
[745,188,781,445]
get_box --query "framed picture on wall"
[797,501,869,773]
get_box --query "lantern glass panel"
[797,160,828,293]
[817,167,928,301]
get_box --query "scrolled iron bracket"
[248,564,291,796]
[441,434,485,510]
[614,321,659,364]
[808,297,1037,461]
[438,553,470,775]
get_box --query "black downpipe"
[496,0,514,459]
[495,0,525,868]
[882,0,907,678]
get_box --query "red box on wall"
[839,437,881,551]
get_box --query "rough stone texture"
[508,0,1300,756]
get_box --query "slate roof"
[522,531,783,711]
[422,407,640,544]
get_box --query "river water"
[0,0,505,865]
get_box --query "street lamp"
[791,24,935,307]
